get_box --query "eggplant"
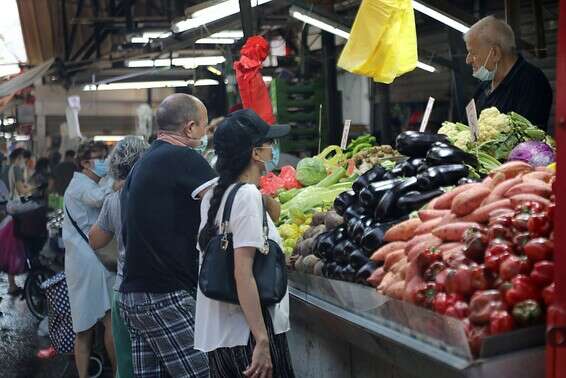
[355,261,378,284]
[395,131,448,158]
[349,249,370,270]
[343,203,366,222]
[352,217,375,244]
[361,226,385,253]
[333,265,344,279]
[382,171,397,180]
[403,158,426,177]
[322,262,336,277]
[374,189,399,222]
[315,233,334,260]
[416,164,469,189]
[396,189,445,214]
[341,264,357,281]
[390,164,405,177]
[359,178,404,207]
[458,177,479,185]
[346,216,360,238]
[343,240,358,255]
[417,163,430,174]
[334,190,357,216]
[333,240,350,264]
[426,145,478,167]
[352,166,386,194]
[332,226,347,243]
[431,141,453,149]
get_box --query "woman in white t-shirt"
[196,109,294,378]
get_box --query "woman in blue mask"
[62,141,116,378]
[195,109,295,378]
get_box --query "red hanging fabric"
[234,36,276,124]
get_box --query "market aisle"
[0,274,112,378]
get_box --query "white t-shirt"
[194,182,290,353]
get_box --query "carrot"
[451,186,491,216]
[367,267,386,287]
[490,161,533,179]
[510,194,551,208]
[433,184,479,210]
[414,217,443,235]
[384,218,422,242]
[418,209,450,222]
[483,175,523,205]
[463,198,512,223]
[407,236,442,261]
[432,222,481,241]
[384,249,406,271]
[370,241,407,262]
[505,182,552,198]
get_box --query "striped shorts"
[118,290,209,378]
[207,307,295,378]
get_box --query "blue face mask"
[472,48,497,82]
[91,159,109,178]
[260,142,280,172]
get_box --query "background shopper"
[89,136,149,378]
[118,94,215,377]
[196,109,295,378]
[62,141,116,378]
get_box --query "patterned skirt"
[207,307,295,378]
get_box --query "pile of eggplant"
[313,131,478,284]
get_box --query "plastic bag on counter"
[279,166,302,190]
[260,172,286,196]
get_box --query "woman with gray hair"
[89,136,149,378]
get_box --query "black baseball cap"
[214,109,290,156]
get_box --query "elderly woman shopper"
[89,136,148,378]
[196,109,295,378]
[62,141,116,378]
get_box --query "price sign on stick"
[466,99,480,142]
[419,97,436,132]
[340,120,352,150]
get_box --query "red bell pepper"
[416,247,443,276]
[512,212,531,232]
[515,201,546,215]
[499,254,532,281]
[527,212,552,237]
[489,310,515,335]
[488,224,513,241]
[485,243,513,273]
[423,261,446,283]
[512,299,543,326]
[469,290,507,325]
[463,229,489,263]
[414,282,441,308]
[470,265,495,291]
[445,301,470,319]
[445,265,473,297]
[543,283,555,306]
[530,261,554,288]
[432,292,462,315]
[512,232,531,254]
[524,237,554,262]
[505,275,541,307]
[468,325,490,357]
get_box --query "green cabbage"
[296,158,327,186]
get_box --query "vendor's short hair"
[464,15,517,54]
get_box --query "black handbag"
[199,183,287,305]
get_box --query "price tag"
[340,120,352,150]
[466,99,479,142]
[419,97,435,132]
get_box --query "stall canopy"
[0,58,54,98]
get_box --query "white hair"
[464,15,517,54]
[108,136,149,180]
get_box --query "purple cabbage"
[507,141,555,167]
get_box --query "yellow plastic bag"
[337,0,417,84]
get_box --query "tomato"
[524,238,554,262]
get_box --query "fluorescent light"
[0,64,20,77]
[196,38,235,44]
[127,56,226,69]
[83,80,192,91]
[211,30,244,39]
[195,79,219,86]
[94,135,126,142]
[3,117,15,125]
[143,31,172,39]
[412,1,470,33]
[207,66,222,76]
[290,6,436,73]
[263,76,272,83]
[291,10,350,39]
[15,134,30,141]
[173,0,272,33]
[130,36,149,44]
[416,61,436,73]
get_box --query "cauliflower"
[454,130,471,151]
[477,107,510,144]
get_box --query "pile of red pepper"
[413,198,555,356]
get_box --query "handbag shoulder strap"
[65,206,89,244]
[220,182,246,228]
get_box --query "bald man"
[118,94,214,377]
[465,16,552,130]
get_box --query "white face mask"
[472,48,497,82]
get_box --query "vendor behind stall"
[465,16,553,130]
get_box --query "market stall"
[262,104,557,377]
